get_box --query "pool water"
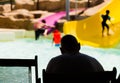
[0,36,120,83]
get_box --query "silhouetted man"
[46,35,104,74]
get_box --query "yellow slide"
[63,0,120,48]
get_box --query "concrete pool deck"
[0,28,35,41]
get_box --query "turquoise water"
[0,37,120,83]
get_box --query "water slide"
[63,0,120,48]
[39,10,84,26]
[39,11,66,27]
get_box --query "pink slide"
[38,8,85,26]
[39,11,66,26]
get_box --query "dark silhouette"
[42,67,117,83]
[101,10,111,37]
[46,34,104,74]
[34,19,56,40]
[0,56,40,83]
[34,19,46,40]
[115,74,120,83]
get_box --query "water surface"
[0,37,120,83]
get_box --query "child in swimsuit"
[53,29,61,47]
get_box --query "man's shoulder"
[51,53,96,60]
[80,53,97,60]
[50,55,63,60]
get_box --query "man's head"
[106,10,110,15]
[41,19,46,23]
[60,35,80,54]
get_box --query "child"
[53,29,61,47]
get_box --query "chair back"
[42,67,117,83]
[0,55,40,83]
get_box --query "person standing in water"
[52,21,61,47]
[34,19,47,40]
[53,29,61,47]
[34,19,55,40]
[101,10,111,37]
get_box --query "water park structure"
[0,1,120,82]
[0,0,119,48]
[63,0,120,48]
